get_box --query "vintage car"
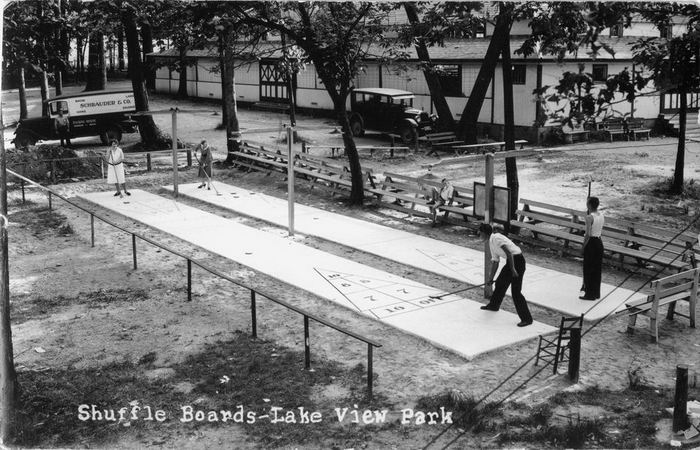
[349,88,436,143]
[12,90,139,149]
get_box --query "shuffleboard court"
[168,182,649,321]
[78,190,555,360]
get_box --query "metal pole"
[172,108,179,197]
[673,364,689,432]
[367,343,374,401]
[90,214,95,247]
[484,153,494,298]
[132,234,137,270]
[250,290,257,338]
[287,125,295,236]
[304,315,310,369]
[187,259,192,302]
[568,327,581,383]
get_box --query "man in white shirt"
[425,178,454,226]
[478,223,533,327]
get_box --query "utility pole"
[0,3,18,442]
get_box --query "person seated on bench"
[424,178,454,226]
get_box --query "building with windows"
[150,10,695,143]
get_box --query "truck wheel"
[100,127,122,145]
[349,117,364,137]
[398,125,416,144]
[14,134,34,150]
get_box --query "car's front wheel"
[398,125,416,144]
[349,116,365,137]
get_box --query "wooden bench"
[511,198,698,273]
[231,143,288,175]
[304,145,410,159]
[423,132,465,157]
[562,129,590,144]
[598,118,629,142]
[627,118,651,141]
[625,268,698,342]
[449,140,528,155]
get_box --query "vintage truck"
[12,90,139,149]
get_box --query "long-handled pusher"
[429,283,487,299]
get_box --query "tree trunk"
[118,27,125,71]
[0,106,18,445]
[501,36,519,225]
[53,0,63,96]
[218,34,228,126]
[176,46,188,98]
[141,21,155,91]
[40,70,50,116]
[18,67,27,120]
[672,92,687,194]
[222,41,241,163]
[122,11,166,147]
[403,2,454,131]
[456,3,514,143]
[76,36,84,82]
[85,33,107,91]
[336,101,365,205]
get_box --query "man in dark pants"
[478,223,533,327]
[54,110,71,147]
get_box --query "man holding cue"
[478,223,533,327]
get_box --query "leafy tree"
[235,2,396,205]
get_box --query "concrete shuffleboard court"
[167,182,649,322]
[78,190,555,360]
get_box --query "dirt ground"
[3,81,700,449]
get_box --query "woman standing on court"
[195,139,213,190]
[105,139,130,198]
[580,196,604,300]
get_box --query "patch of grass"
[499,414,606,448]
[9,207,71,237]
[11,288,150,323]
[649,177,700,200]
[14,332,389,448]
[415,389,502,432]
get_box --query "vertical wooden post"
[172,108,179,197]
[51,161,56,183]
[146,153,152,172]
[367,343,374,401]
[568,327,581,383]
[250,290,257,338]
[303,315,310,370]
[131,234,137,270]
[302,141,307,154]
[90,214,95,247]
[484,153,494,298]
[48,191,52,210]
[186,149,192,167]
[20,180,25,204]
[673,365,689,432]
[287,126,295,236]
[187,259,192,302]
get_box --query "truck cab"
[13,90,139,149]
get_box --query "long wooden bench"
[423,132,465,157]
[231,143,288,175]
[449,139,528,155]
[624,268,698,342]
[304,145,410,159]
[597,118,629,142]
[562,129,590,144]
[511,198,698,273]
[627,118,651,141]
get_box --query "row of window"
[436,63,609,96]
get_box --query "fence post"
[673,364,689,432]
[390,134,396,148]
[48,192,52,210]
[132,234,137,270]
[20,179,25,204]
[51,160,57,183]
[187,259,192,302]
[304,315,310,370]
[146,153,152,172]
[90,214,95,247]
[367,343,374,401]
[186,149,192,167]
[250,290,257,338]
[568,327,581,383]
[302,142,307,154]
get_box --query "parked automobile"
[349,88,436,143]
[12,90,139,149]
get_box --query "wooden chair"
[535,315,584,374]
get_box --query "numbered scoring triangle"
[315,268,442,313]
